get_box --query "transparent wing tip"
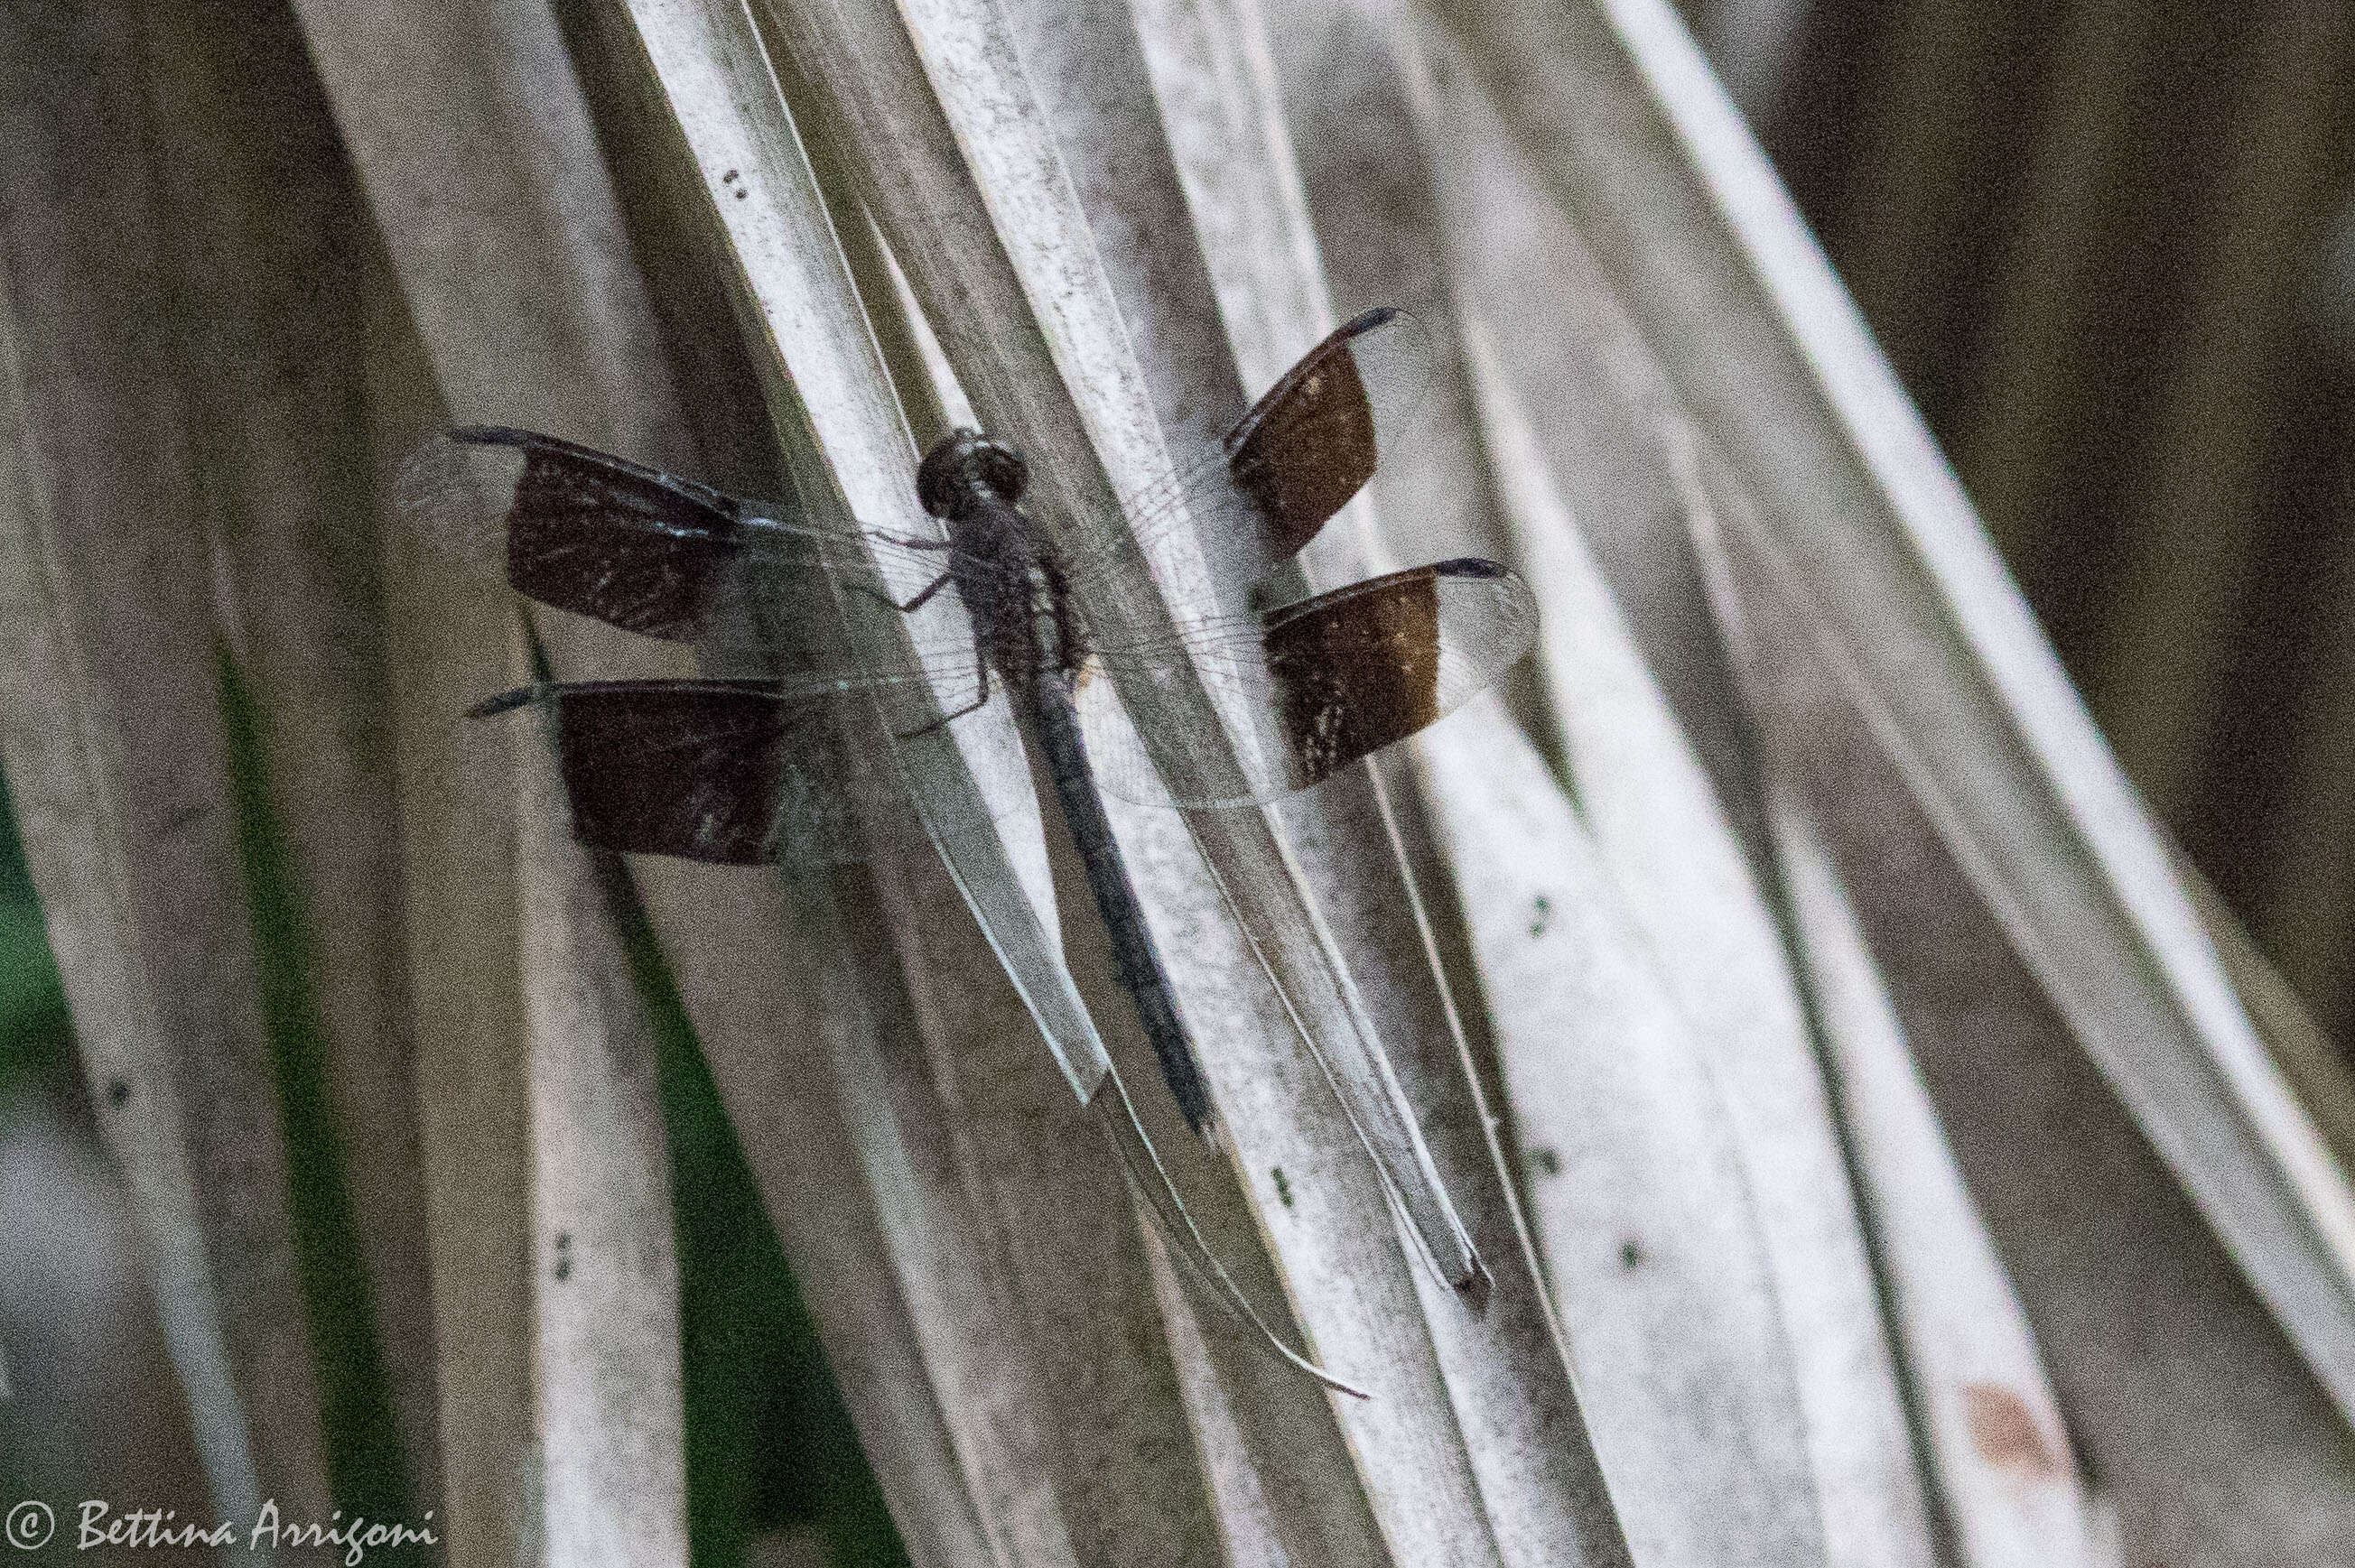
[465,684,545,720]
[1345,306,1437,453]
[394,429,526,580]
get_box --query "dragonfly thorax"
[912,427,1083,688]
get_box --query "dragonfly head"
[917,428,1029,515]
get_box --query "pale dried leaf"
[1434,0,2355,1404]
[139,0,443,1496]
[1772,793,2104,1568]
[767,0,1483,1295]
[1392,32,1934,1560]
[1692,470,2355,1565]
[0,0,333,1525]
[637,866,1016,1568]
[516,743,687,1568]
[579,2,1168,1560]
[1413,698,1827,1568]
[367,302,538,1568]
[1109,3,1631,1559]
[301,0,696,1553]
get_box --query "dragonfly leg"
[872,532,955,551]
[894,683,992,739]
[849,571,955,614]
[893,636,993,740]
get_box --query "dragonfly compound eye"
[917,428,1029,515]
[971,437,1029,503]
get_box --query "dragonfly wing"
[399,428,751,640]
[396,428,959,658]
[1224,306,1435,561]
[1066,309,1436,593]
[475,675,968,868]
[1077,558,1537,807]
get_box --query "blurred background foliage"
[1,0,2349,1563]
[1,774,70,1090]
[1685,0,2355,1050]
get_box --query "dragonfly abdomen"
[1025,674,1215,1137]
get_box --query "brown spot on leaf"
[1963,1383,2058,1476]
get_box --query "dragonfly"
[401,308,1535,1315]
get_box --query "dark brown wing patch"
[1221,310,1391,561]
[465,428,746,640]
[1262,563,1444,787]
[516,681,796,864]
[1077,556,1535,807]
